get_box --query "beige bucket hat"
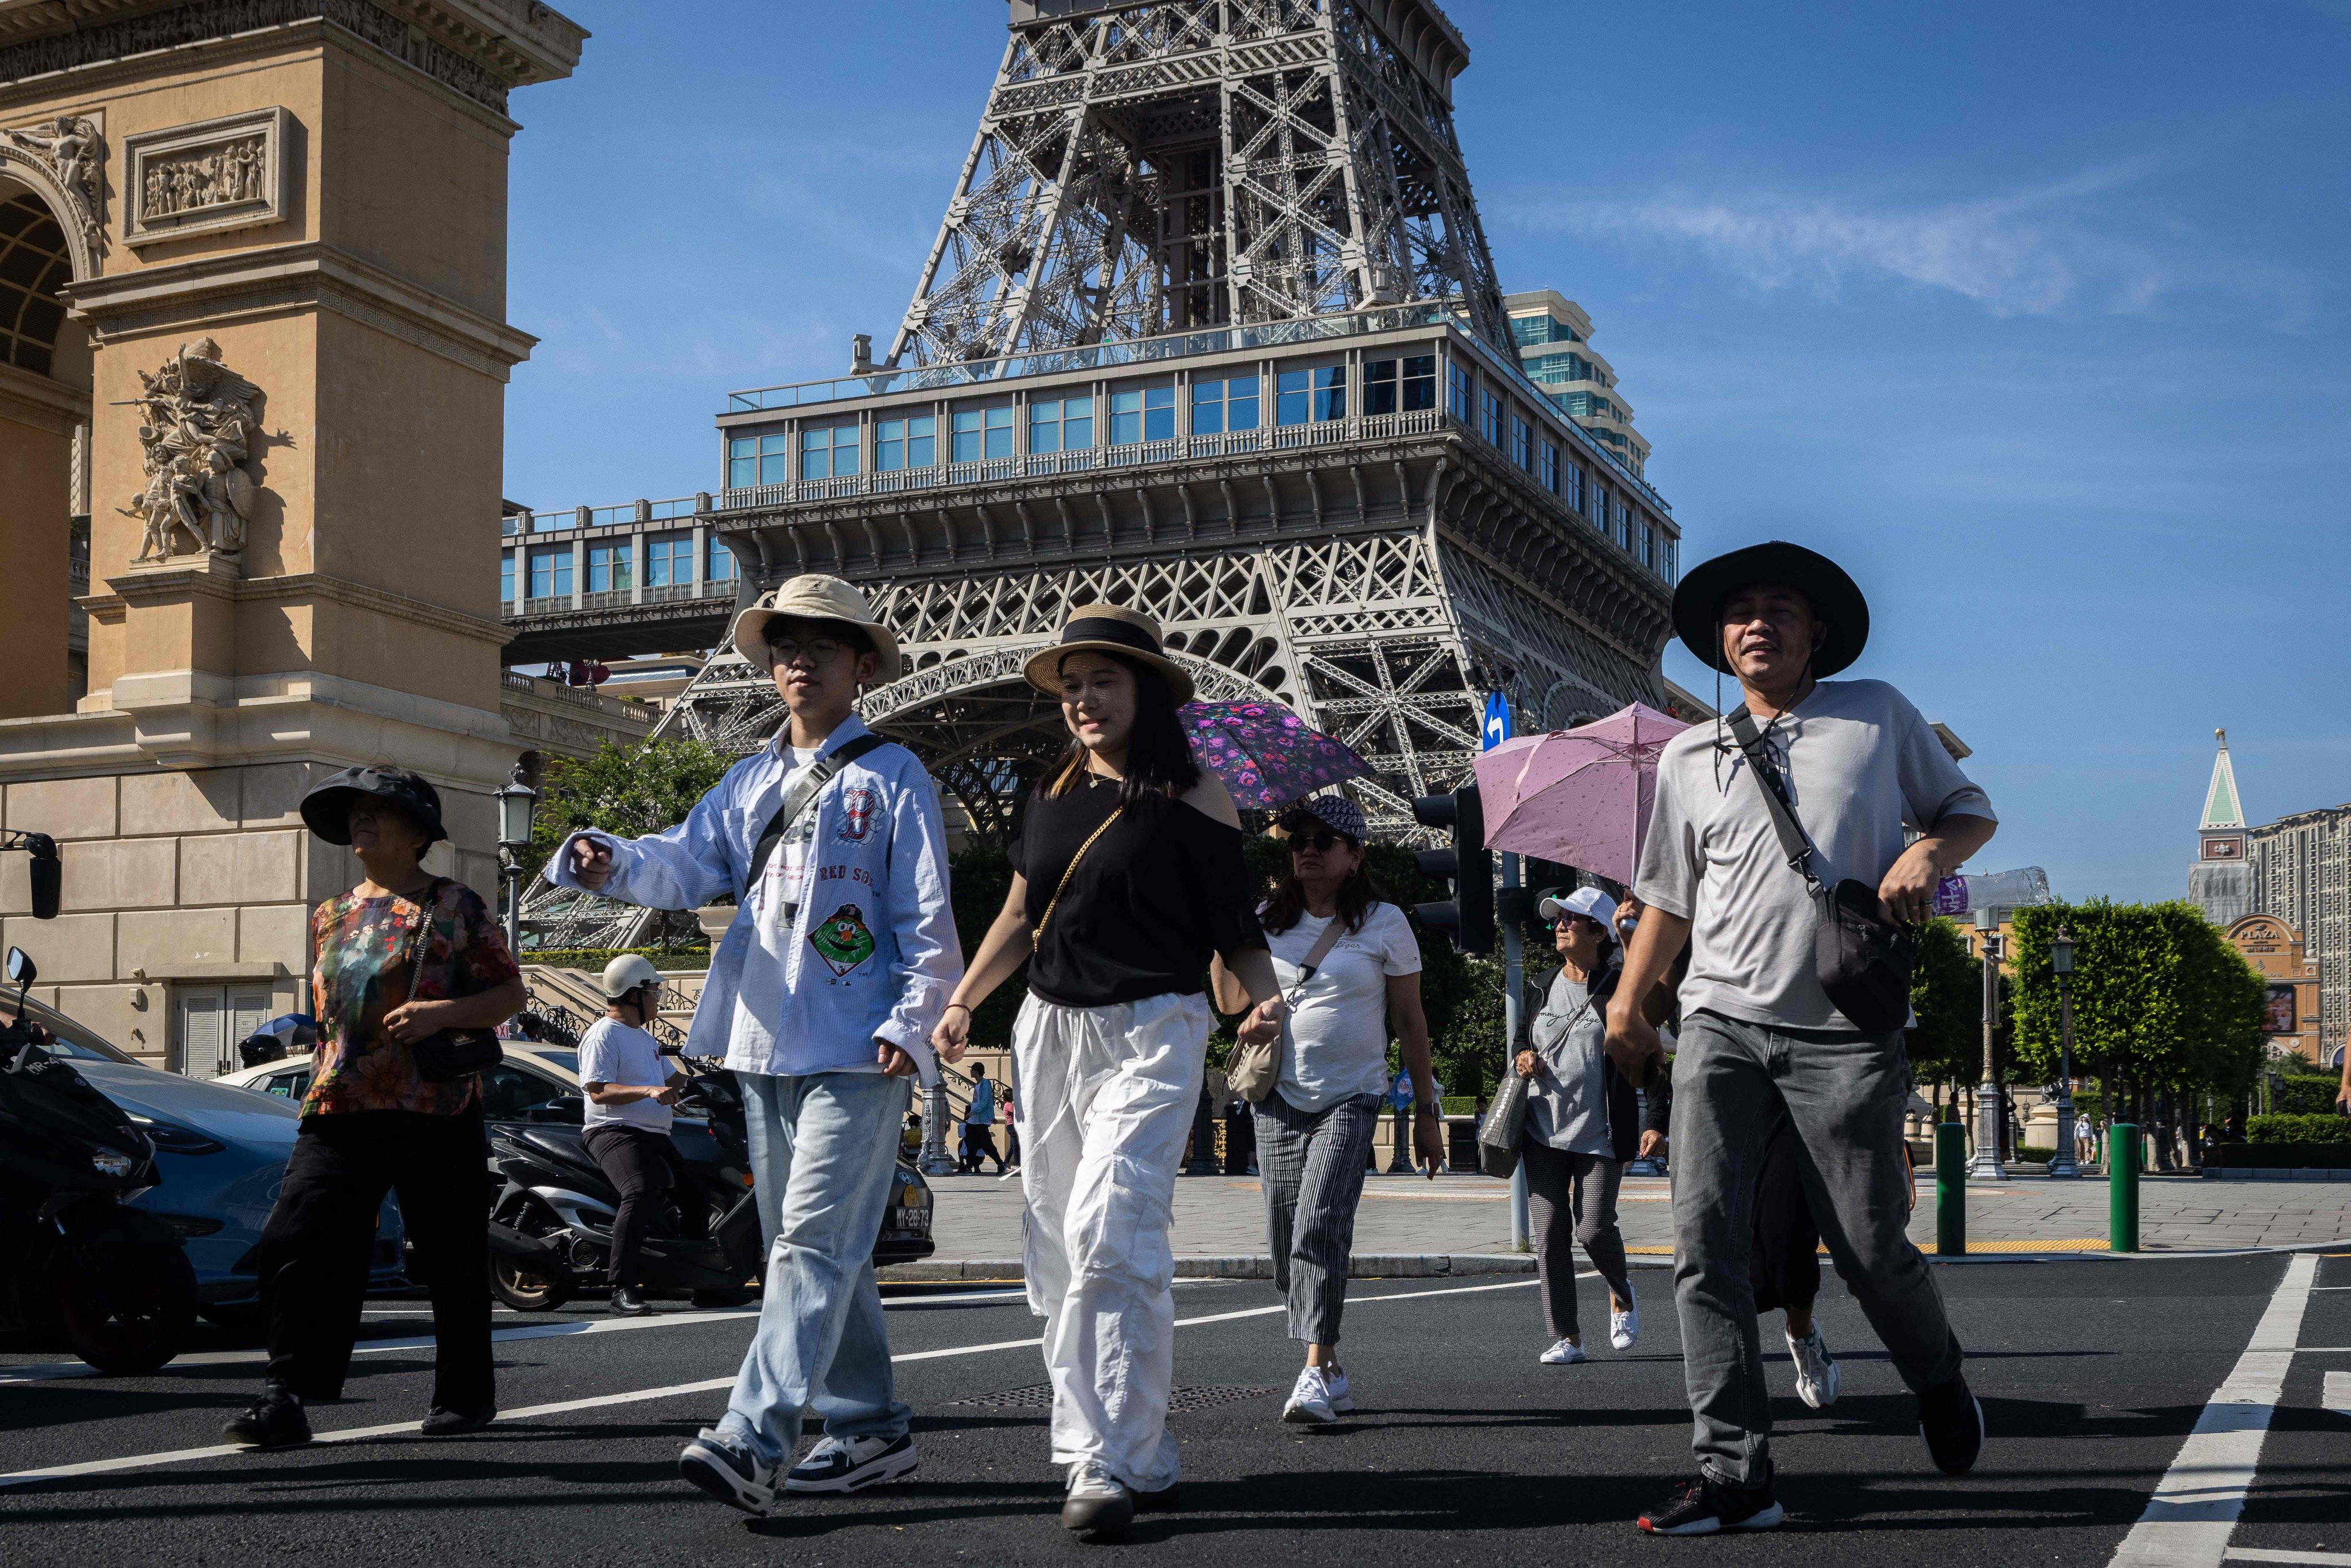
[727,574,903,682]
[1021,601,1194,705]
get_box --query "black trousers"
[960,1122,1003,1173]
[251,1111,490,1410]
[584,1123,701,1288]
[1749,1107,1822,1315]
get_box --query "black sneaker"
[609,1287,653,1317]
[783,1433,920,1494]
[1919,1372,1985,1474]
[223,1388,312,1450]
[420,1403,496,1437]
[1636,1474,1784,1536]
[681,1429,777,1515]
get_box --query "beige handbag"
[1226,913,1350,1103]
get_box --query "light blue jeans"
[717,1069,912,1469]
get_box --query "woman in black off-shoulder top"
[933,603,1285,1538]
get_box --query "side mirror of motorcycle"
[5,946,33,987]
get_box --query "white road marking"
[2108,1252,2319,1568]
[2225,1551,2351,1566]
[0,1272,1553,1491]
[2323,1371,2350,1420]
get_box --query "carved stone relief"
[3,113,106,250]
[119,337,263,563]
[123,107,290,245]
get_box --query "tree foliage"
[529,739,738,868]
[1908,917,2000,1089]
[2007,900,2265,1100]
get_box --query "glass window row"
[514,533,733,600]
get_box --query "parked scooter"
[484,1051,765,1311]
[0,946,198,1373]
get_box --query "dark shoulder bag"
[744,732,890,890]
[403,878,505,1082]
[1724,708,1917,1035]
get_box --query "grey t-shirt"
[1526,969,1613,1156]
[1634,678,1995,1031]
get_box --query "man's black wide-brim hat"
[300,766,448,846]
[1671,540,1871,679]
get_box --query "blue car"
[5,994,404,1323]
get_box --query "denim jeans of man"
[717,1069,912,1469]
[1670,1010,1962,1487]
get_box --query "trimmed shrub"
[2246,1113,2351,1144]
[2277,1075,2346,1116]
[525,946,711,972]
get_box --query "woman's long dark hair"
[1043,650,1200,809]
[1260,841,1388,937]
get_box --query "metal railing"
[501,670,656,724]
[503,495,704,537]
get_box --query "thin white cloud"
[1512,163,2311,327]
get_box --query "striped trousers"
[1252,1089,1383,1346]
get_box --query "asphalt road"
[2,1253,2346,1567]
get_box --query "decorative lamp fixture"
[2050,927,2074,975]
[496,762,538,851]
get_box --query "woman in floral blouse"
[224,767,525,1452]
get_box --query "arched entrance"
[0,167,94,716]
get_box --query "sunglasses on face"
[1287,829,1343,853]
[769,638,849,668]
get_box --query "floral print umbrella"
[1181,700,1373,809]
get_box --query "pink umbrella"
[1471,703,1691,885]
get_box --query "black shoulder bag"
[1724,708,1917,1035]
[744,732,891,891]
[402,878,506,1082]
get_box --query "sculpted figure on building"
[124,337,262,562]
[5,114,105,244]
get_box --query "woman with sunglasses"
[1516,886,1642,1365]
[934,603,1287,1538]
[1213,794,1439,1426]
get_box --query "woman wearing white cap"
[1213,793,1442,1426]
[934,601,1287,1538]
[1516,885,1642,1364]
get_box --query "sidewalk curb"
[880,1235,2351,1282]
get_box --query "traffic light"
[1411,785,1493,955]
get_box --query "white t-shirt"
[1263,901,1422,1112]
[1634,679,1995,1032]
[578,1017,675,1134]
[735,744,880,1079]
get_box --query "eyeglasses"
[768,638,848,668]
[1287,829,1342,853]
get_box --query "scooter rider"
[579,954,700,1317]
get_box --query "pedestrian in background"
[935,603,1289,1537]
[961,1062,1006,1175]
[554,575,959,1514]
[226,768,525,1451]
[578,954,700,1317]
[1610,541,1999,1535]
[999,1088,1021,1179]
[1515,887,1641,1365]
[1212,793,1441,1425]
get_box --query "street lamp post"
[1968,907,2008,1180]
[2047,926,2080,1178]
[494,762,538,964]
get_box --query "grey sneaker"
[1788,1325,1840,1408]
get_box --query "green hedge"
[2208,1142,2350,1169]
[2276,1075,2346,1116]
[2247,1113,2351,1144]
[523,946,711,972]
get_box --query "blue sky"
[502,1,2349,904]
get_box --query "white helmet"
[600,953,663,1002]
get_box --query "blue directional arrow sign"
[1482,690,1512,753]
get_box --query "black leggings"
[584,1124,700,1288]
[1749,1107,1822,1314]
[250,1110,490,1408]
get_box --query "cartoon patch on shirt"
[809,902,876,977]
[836,785,879,843]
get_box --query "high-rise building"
[2251,804,2350,1069]
[2188,729,2252,925]
[1504,290,1650,478]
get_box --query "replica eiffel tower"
[536,0,1683,948]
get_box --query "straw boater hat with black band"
[1021,603,1195,705]
[1670,540,1872,680]
[727,573,904,682]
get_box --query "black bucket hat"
[300,766,448,846]
[1671,540,1871,679]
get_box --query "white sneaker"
[1788,1325,1840,1409]
[783,1431,920,1493]
[1325,1365,1355,1414]
[1282,1364,1338,1423]
[1539,1337,1587,1365]
[1061,1460,1134,1533]
[678,1429,777,1515]
[1610,1305,1640,1352]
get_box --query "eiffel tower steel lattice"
[522,0,1686,948]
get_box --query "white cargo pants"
[1012,989,1209,1493]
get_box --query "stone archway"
[861,642,1287,848]
[0,157,96,717]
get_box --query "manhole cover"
[947,1383,1277,1412]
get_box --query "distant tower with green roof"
[2189,728,2252,925]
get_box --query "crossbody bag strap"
[1285,907,1353,1003]
[1724,707,1826,899]
[1033,804,1122,948]
[404,878,444,1000]
[746,732,890,892]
